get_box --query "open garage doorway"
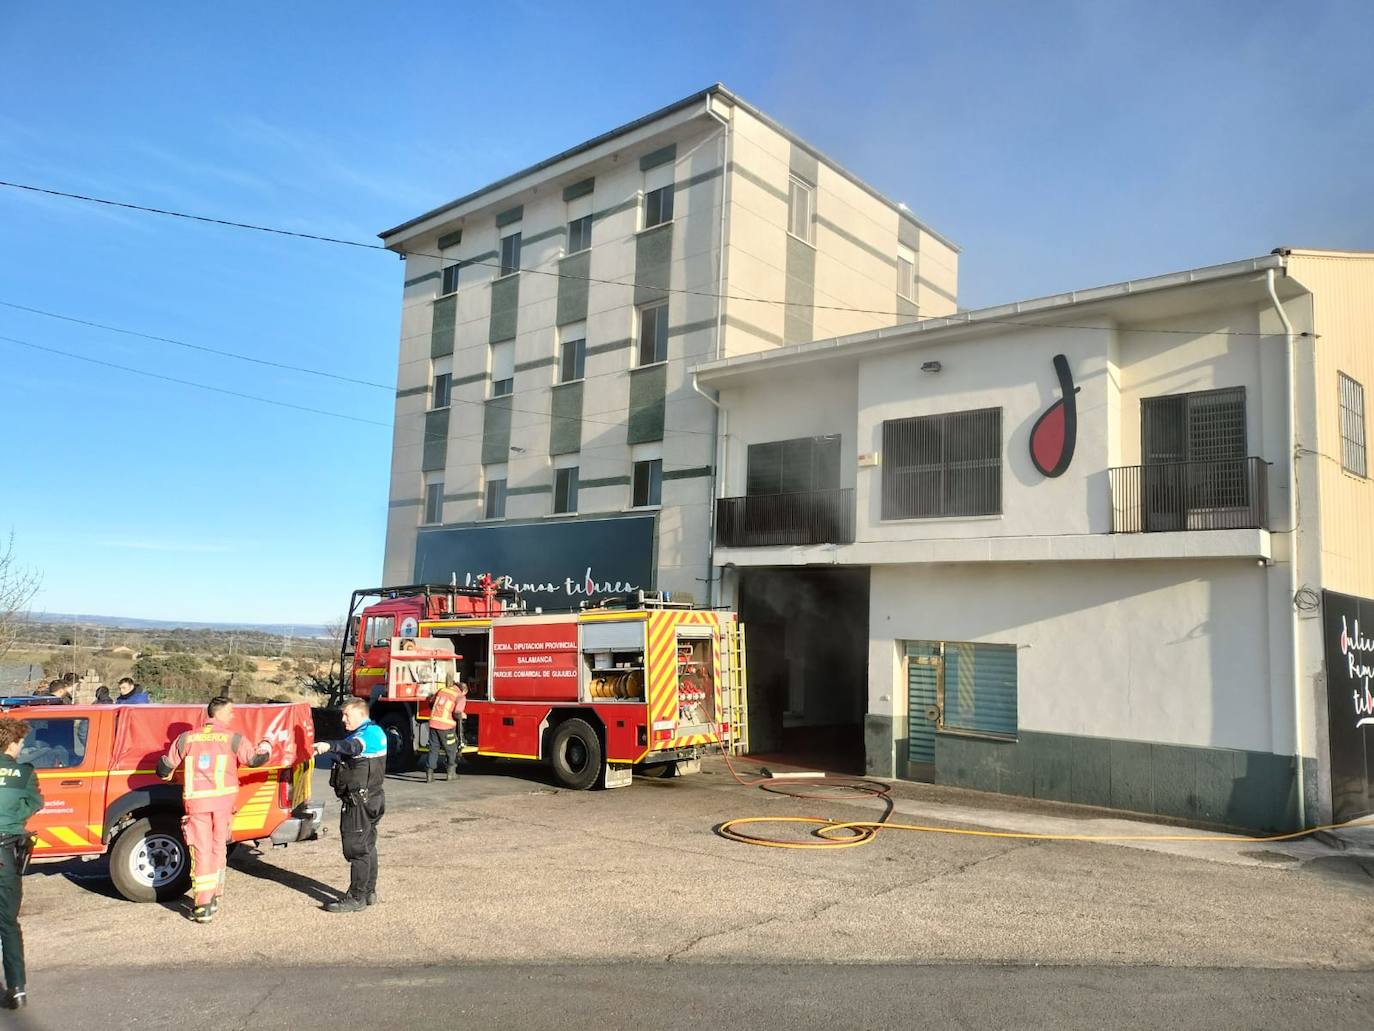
[738,567,869,775]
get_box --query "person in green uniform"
[0,716,42,1010]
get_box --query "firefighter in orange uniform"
[157,696,271,923]
[424,671,466,783]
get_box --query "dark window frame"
[644,184,674,229]
[560,336,587,383]
[499,232,522,277]
[441,263,460,295]
[554,466,579,514]
[787,175,815,245]
[746,436,842,496]
[632,458,663,508]
[432,372,452,410]
[638,303,668,366]
[882,408,1003,520]
[424,481,444,525]
[567,214,593,254]
[484,478,507,520]
[1339,371,1367,478]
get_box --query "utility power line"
[0,178,1305,337]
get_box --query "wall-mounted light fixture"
[921,360,942,373]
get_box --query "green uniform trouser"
[0,837,26,991]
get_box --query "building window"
[424,480,444,525]
[897,245,916,300]
[554,466,579,514]
[638,303,668,365]
[788,176,815,245]
[907,640,1018,740]
[1340,372,1367,478]
[441,263,460,295]
[1139,387,1248,524]
[485,477,507,519]
[432,372,452,410]
[644,184,674,229]
[882,408,1002,519]
[567,214,592,253]
[632,459,662,508]
[491,339,514,397]
[746,436,841,495]
[559,323,586,383]
[499,232,521,277]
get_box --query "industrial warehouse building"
[379,86,1373,830]
[699,248,1374,830]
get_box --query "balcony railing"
[716,488,856,547]
[1108,457,1269,533]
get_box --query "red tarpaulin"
[110,702,314,774]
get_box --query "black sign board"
[1321,590,1374,822]
[414,514,657,614]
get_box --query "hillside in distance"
[32,612,332,638]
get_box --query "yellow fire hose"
[711,743,1374,851]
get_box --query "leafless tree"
[0,533,40,663]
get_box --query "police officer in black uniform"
[314,697,388,913]
[0,716,43,1009]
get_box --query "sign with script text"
[1321,589,1374,822]
[490,621,580,702]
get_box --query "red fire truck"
[337,581,747,789]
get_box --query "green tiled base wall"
[910,730,1316,832]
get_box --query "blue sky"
[2,2,1372,623]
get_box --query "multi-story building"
[696,248,1374,830]
[378,85,958,611]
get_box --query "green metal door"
[906,642,941,766]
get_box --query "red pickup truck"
[2,701,323,902]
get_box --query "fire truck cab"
[340,582,747,789]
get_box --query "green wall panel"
[627,364,667,444]
[784,234,815,345]
[557,250,591,325]
[422,408,449,472]
[481,397,513,465]
[549,381,583,456]
[633,224,673,307]
[431,295,456,358]
[489,273,520,344]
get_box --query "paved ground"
[15,964,1374,1031]
[16,755,1374,1027]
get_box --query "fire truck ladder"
[720,622,749,755]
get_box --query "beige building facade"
[697,249,1374,830]
[378,85,957,610]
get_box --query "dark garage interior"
[737,566,870,774]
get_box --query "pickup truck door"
[23,710,110,856]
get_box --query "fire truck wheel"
[378,711,415,772]
[109,815,192,904]
[549,718,603,791]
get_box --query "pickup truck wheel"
[379,712,415,773]
[549,718,602,791]
[109,815,191,903]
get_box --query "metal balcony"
[715,488,856,547]
[1108,457,1269,533]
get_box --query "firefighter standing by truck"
[0,716,42,1010]
[424,670,465,784]
[157,696,271,924]
[313,696,387,913]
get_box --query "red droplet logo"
[1029,354,1079,478]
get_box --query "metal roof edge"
[695,252,1288,381]
[378,85,721,244]
[377,83,960,254]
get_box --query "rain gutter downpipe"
[694,95,732,608]
[1267,265,1306,829]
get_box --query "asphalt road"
[9,963,1374,1030]
[17,756,1374,1028]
